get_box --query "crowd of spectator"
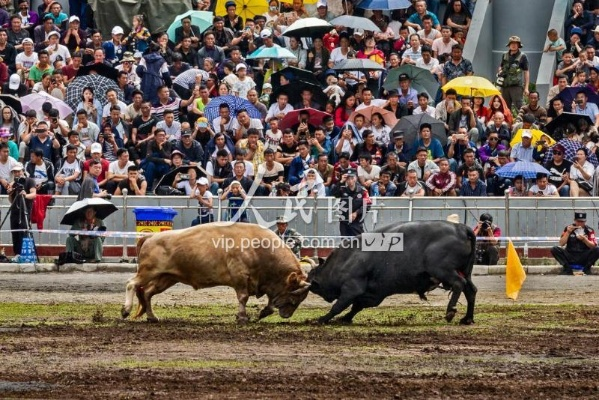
[2,0,599,207]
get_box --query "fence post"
[121,189,128,262]
[408,194,414,222]
[313,196,318,258]
[504,189,510,239]
[217,189,223,222]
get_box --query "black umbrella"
[78,62,118,82]
[65,75,124,111]
[270,80,328,110]
[282,17,332,38]
[271,67,320,93]
[391,113,447,148]
[545,112,593,136]
[60,198,118,225]
[0,94,22,114]
[154,164,208,189]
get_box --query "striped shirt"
[152,97,182,122]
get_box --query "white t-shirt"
[0,156,18,181]
[56,158,81,178]
[330,47,350,65]
[108,160,134,176]
[46,44,70,64]
[212,116,239,133]
[264,130,282,151]
[102,101,128,118]
[16,51,38,70]
[257,161,284,182]
[230,160,254,177]
[432,37,457,57]
[31,162,48,185]
[232,77,256,99]
[528,184,558,196]
[415,57,440,72]
[157,120,182,142]
[176,180,197,196]
[358,165,381,181]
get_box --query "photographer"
[65,207,105,263]
[551,212,599,275]
[291,110,317,141]
[7,163,36,256]
[172,166,200,196]
[473,213,501,265]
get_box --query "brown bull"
[121,223,311,323]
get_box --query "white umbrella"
[329,15,381,33]
[60,198,118,225]
[246,45,298,60]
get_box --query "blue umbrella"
[246,45,298,60]
[495,161,551,179]
[554,86,599,112]
[357,0,412,10]
[166,11,214,42]
[203,95,262,122]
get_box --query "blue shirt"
[398,87,418,106]
[407,11,441,28]
[413,138,445,160]
[574,102,599,123]
[226,192,247,222]
[459,180,487,196]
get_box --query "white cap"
[521,130,532,138]
[112,26,124,36]
[9,74,20,90]
[317,0,327,7]
[22,38,33,45]
[354,28,364,36]
[235,63,247,72]
[260,28,272,39]
[91,142,102,153]
[48,30,60,38]
[11,162,24,171]
[198,177,209,185]
[69,15,80,23]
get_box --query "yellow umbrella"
[442,76,501,97]
[215,0,268,22]
[510,129,556,148]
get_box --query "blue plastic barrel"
[133,207,178,233]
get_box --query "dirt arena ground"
[1,273,599,399]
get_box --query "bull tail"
[463,226,477,279]
[136,235,152,259]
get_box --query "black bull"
[308,221,478,325]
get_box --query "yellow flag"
[506,240,526,300]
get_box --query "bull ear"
[286,271,300,287]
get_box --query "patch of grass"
[113,359,256,369]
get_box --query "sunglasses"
[488,137,499,141]
[553,151,563,155]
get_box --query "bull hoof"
[338,317,354,325]
[146,316,159,323]
[121,308,130,319]
[236,316,249,325]
[257,308,274,320]
[445,309,457,323]
[317,316,331,325]
[459,317,475,325]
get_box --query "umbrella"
[270,80,328,110]
[333,58,386,72]
[357,0,412,10]
[21,92,73,119]
[246,45,298,60]
[281,0,317,3]
[495,161,551,179]
[510,129,556,148]
[391,113,446,147]
[554,86,599,112]
[279,108,331,130]
[349,106,397,127]
[203,95,262,121]
[282,18,332,38]
[166,10,214,42]
[65,75,124,111]
[383,65,440,100]
[77,62,118,82]
[329,15,381,33]
[154,165,208,189]
[271,66,320,92]
[0,94,22,114]
[215,0,266,21]
[545,112,593,136]
[60,198,118,226]
[442,76,501,97]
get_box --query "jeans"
[558,185,570,197]
[140,160,170,190]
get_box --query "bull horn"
[291,283,311,295]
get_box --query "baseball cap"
[276,215,289,224]
[112,26,124,36]
[317,0,327,7]
[170,149,184,159]
[91,142,102,153]
[48,30,60,38]
[570,27,583,36]
[11,162,24,171]
[398,73,410,81]
[575,212,587,221]
[22,38,33,45]
[8,74,20,90]
[225,0,236,8]
[521,130,532,138]
[230,180,241,187]
[197,177,209,186]
[345,168,357,177]
[69,15,79,23]
[260,28,272,39]
[235,63,247,72]
[263,83,272,90]
[181,129,192,136]
[353,28,364,36]
[392,130,404,139]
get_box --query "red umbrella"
[279,108,332,130]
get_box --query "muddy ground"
[1,273,599,399]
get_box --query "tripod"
[0,191,39,263]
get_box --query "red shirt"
[83,158,110,182]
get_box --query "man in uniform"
[497,36,529,111]
[551,212,599,275]
[273,216,302,258]
[333,168,371,237]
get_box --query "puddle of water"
[0,381,56,392]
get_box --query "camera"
[13,177,26,192]
[301,117,309,124]
[576,99,584,105]
[179,174,190,180]
[481,221,491,231]
[308,131,315,138]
